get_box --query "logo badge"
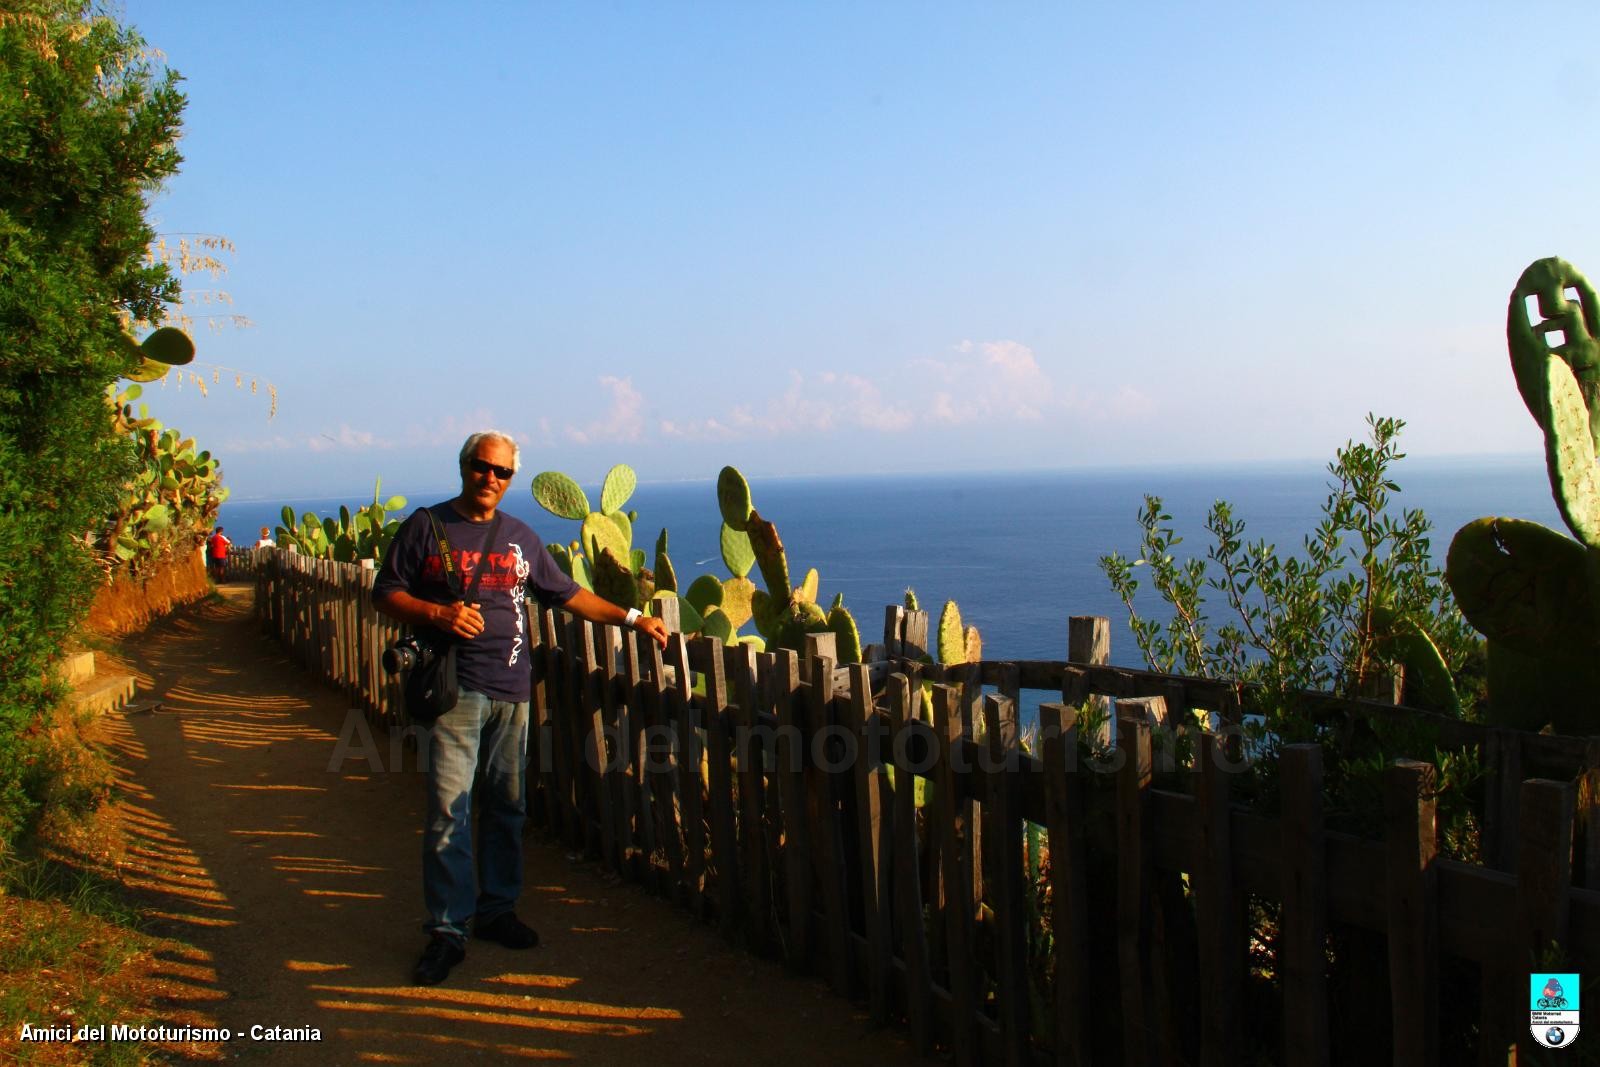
[1532,973,1581,1049]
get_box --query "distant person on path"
[373,429,669,987]
[205,526,231,581]
[254,526,273,549]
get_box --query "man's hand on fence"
[635,614,669,649]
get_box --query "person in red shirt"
[206,526,231,581]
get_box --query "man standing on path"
[373,430,669,987]
[206,526,231,581]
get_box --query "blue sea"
[219,454,1564,675]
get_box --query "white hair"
[458,430,521,473]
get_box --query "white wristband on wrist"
[624,608,642,628]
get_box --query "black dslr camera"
[382,634,437,675]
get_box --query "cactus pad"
[751,588,781,640]
[685,574,725,616]
[593,548,639,608]
[717,466,752,531]
[571,552,594,592]
[746,510,790,603]
[1509,257,1600,452]
[139,326,196,366]
[720,522,755,579]
[904,587,920,612]
[582,512,629,568]
[1445,516,1600,660]
[938,601,965,665]
[964,624,982,664]
[533,471,590,520]
[676,595,705,634]
[702,607,735,645]
[609,510,634,553]
[775,599,829,652]
[1539,353,1600,547]
[796,568,819,605]
[826,603,862,664]
[601,464,637,515]
[720,576,756,630]
[655,549,678,593]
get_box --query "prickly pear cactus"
[718,466,752,530]
[593,547,639,609]
[685,574,724,617]
[720,576,756,630]
[121,326,196,383]
[720,522,755,579]
[1509,258,1600,457]
[1445,256,1600,731]
[938,601,966,664]
[827,602,862,664]
[532,471,590,521]
[600,464,637,515]
[654,528,678,593]
[746,510,790,602]
[533,465,656,608]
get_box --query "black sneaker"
[412,935,465,986]
[474,912,539,949]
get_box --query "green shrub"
[1099,416,1486,849]
[0,2,185,856]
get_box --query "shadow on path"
[104,585,918,1064]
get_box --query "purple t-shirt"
[374,504,578,702]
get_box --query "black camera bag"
[403,508,500,723]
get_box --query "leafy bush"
[0,2,185,855]
[1099,416,1486,847]
[1100,415,1479,713]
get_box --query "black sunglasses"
[466,457,515,480]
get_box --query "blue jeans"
[421,689,529,942]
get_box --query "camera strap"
[426,507,503,604]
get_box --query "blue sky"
[124,2,1600,500]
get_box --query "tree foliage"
[0,0,185,847]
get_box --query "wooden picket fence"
[252,547,1600,1066]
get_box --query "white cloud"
[914,340,1056,423]
[564,376,645,445]
[661,368,914,439]
[221,434,299,454]
[608,340,1152,446]
[401,408,514,450]
[308,424,380,452]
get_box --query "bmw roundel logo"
[1547,1026,1567,1046]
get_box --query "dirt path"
[101,585,921,1065]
